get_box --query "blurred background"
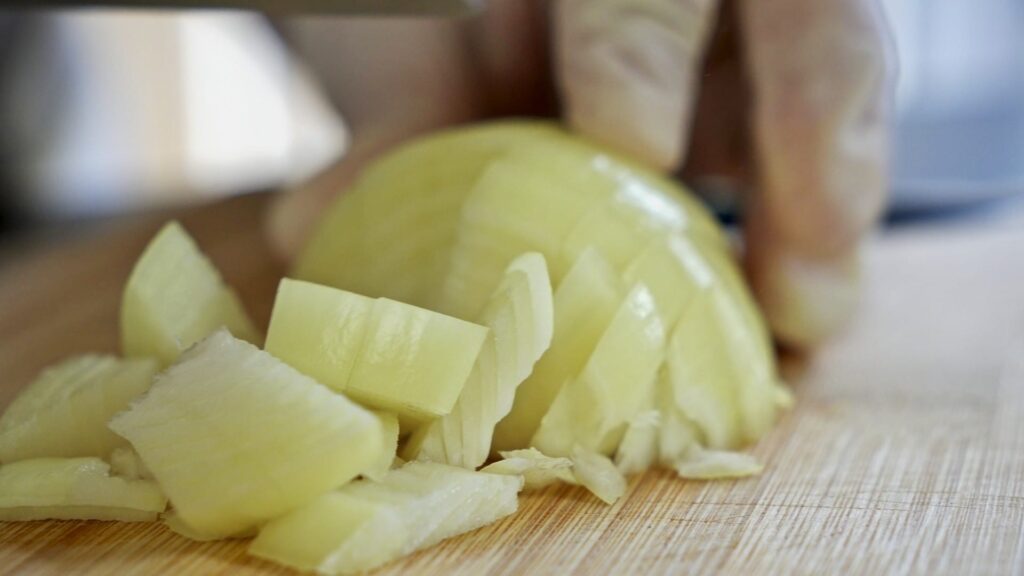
[0,0,1023,238]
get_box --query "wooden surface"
[1,193,1023,575]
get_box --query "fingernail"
[565,76,685,170]
[557,0,701,170]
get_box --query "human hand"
[268,0,893,348]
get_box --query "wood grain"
[0,193,1022,575]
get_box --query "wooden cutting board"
[1,193,1022,575]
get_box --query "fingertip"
[554,0,720,172]
[565,81,686,171]
[738,0,891,346]
[746,241,863,349]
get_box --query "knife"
[7,0,483,16]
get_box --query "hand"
[268,0,893,348]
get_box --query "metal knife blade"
[10,0,483,16]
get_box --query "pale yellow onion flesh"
[408,253,554,468]
[295,121,787,466]
[250,462,522,575]
[654,372,762,479]
[569,447,627,505]
[666,284,790,450]
[614,410,661,476]
[162,510,256,542]
[672,448,764,480]
[364,412,400,482]
[253,492,406,573]
[492,134,726,250]
[438,132,725,322]
[622,235,711,328]
[0,457,167,522]
[485,446,634,505]
[481,448,575,490]
[295,122,558,309]
[407,125,784,466]
[121,221,258,366]
[532,284,666,458]
[492,248,622,452]
[351,298,487,424]
[438,153,598,319]
[264,279,374,393]
[655,371,703,466]
[109,330,381,539]
[265,279,488,423]
[665,289,745,450]
[0,355,157,463]
[108,447,153,481]
[0,121,794,576]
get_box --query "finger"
[744,214,863,348]
[269,17,486,260]
[740,0,893,346]
[555,0,721,171]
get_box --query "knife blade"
[10,0,483,16]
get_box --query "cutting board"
[1,193,1022,575]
